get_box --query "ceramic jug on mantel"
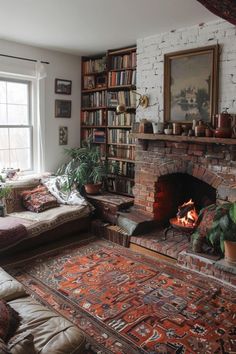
[214,108,232,138]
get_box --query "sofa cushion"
[10,204,90,238]
[9,297,85,354]
[0,300,21,342]
[0,338,10,354]
[21,185,59,213]
[0,268,26,301]
[8,331,35,354]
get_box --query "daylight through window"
[0,78,32,172]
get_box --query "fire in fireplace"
[169,199,199,232]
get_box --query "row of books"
[93,129,106,143]
[109,146,135,160]
[107,91,136,108]
[82,57,106,74]
[81,130,106,153]
[108,129,134,145]
[81,110,106,126]
[104,224,130,247]
[110,161,135,179]
[108,179,134,196]
[82,91,106,108]
[110,52,136,70]
[107,112,135,126]
[108,70,136,87]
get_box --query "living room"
[0,1,236,353]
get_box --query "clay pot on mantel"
[214,108,232,138]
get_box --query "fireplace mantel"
[130,133,236,150]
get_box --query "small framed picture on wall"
[55,99,71,118]
[59,126,68,145]
[55,78,72,95]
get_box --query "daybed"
[0,176,91,256]
[0,267,86,354]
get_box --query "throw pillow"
[42,176,87,206]
[0,300,21,342]
[21,185,59,213]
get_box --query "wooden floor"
[130,243,176,263]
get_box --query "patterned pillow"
[21,185,59,213]
[0,300,21,343]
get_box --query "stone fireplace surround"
[133,138,236,217]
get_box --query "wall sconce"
[116,89,149,114]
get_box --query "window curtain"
[196,0,236,26]
[35,61,47,173]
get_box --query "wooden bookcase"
[81,46,137,196]
[81,54,107,157]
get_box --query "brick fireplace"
[133,138,236,221]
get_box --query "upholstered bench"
[0,176,91,256]
[0,267,86,354]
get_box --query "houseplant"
[57,138,117,195]
[191,202,236,262]
[0,184,12,216]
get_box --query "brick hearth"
[133,140,236,218]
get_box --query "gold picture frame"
[164,45,219,124]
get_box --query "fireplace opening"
[155,173,216,224]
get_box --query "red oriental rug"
[5,239,236,354]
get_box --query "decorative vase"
[224,240,236,263]
[84,183,102,195]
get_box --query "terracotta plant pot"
[84,183,102,195]
[224,240,236,263]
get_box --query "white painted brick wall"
[136,20,236,122]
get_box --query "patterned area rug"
[5,239,236,354]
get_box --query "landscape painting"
[164,45,218,123]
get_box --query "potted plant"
[57,138,112,195]
[0,184,12,216]
[192,202,236,262]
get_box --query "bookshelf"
[106,46,136,196]
[81,46,136,196]
[81,54,107,157]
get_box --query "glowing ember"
[176,199,198,227]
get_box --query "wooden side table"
[87,192,134,224]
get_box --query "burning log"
[176,199,198,227]
[177,200,195,219]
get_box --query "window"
[0,78,33,172]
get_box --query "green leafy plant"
[208,203,236,253]
[57,138,119,191]
[192,202,236,254]
[0,184,12,201]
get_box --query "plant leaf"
[229,203,236,224]
[219,214,229,231]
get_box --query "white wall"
[0,39,81,173]
[136,20,236,122]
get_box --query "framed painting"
[55,100,71,118]
[55,78,72,95]
[164,45,219,124]
[59,126,68,145]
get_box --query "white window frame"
[0,74,38,174]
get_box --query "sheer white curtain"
[35,61,47,173]
[0,55,47,173]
